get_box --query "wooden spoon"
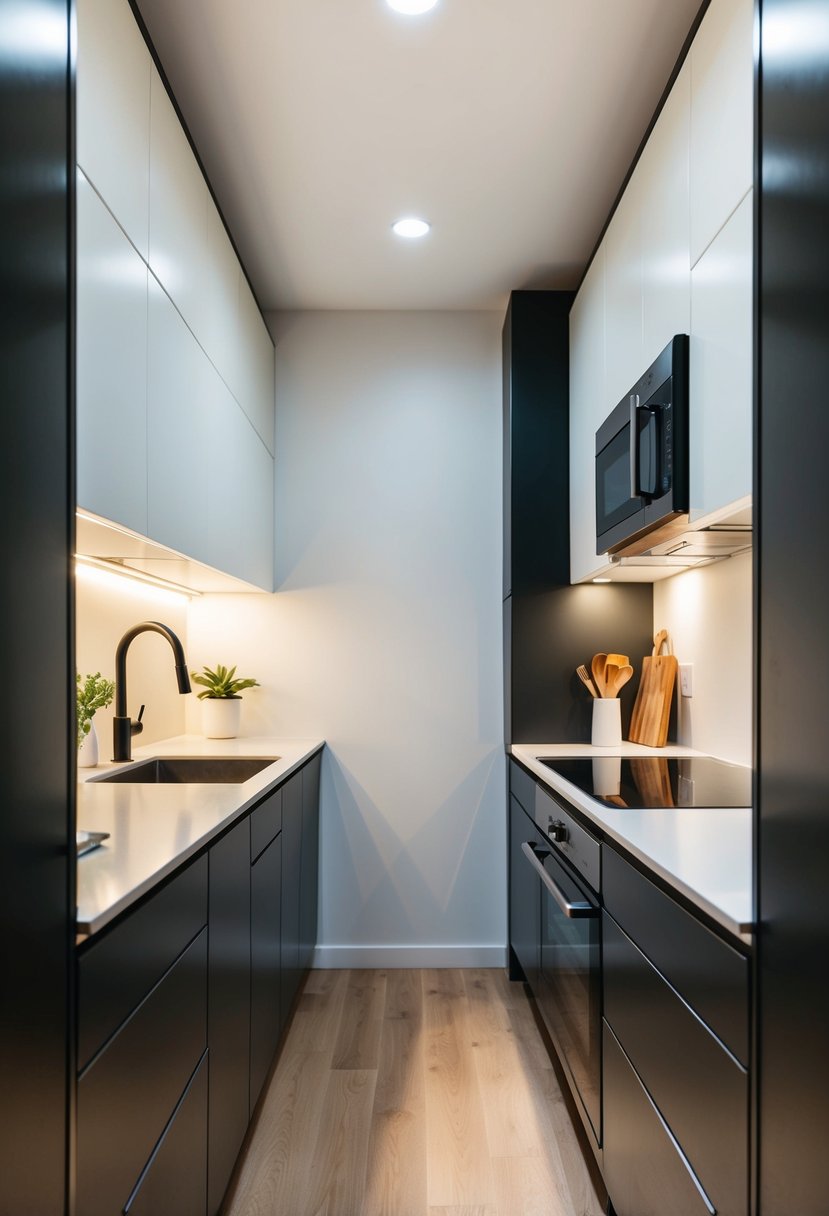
[607,652,629,668]
[607,664,634,697]
[591,653,608,697]
[603,662,621,697]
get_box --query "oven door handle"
[521,842,597,919]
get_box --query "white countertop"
[76,735,324,938]
[510,742,754,944]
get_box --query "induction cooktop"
[538,755,751,809]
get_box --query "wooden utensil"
[606,653,629,668]
[576,665,598,697]
[628,630,677,747]
[591,653,608,697]
[606,663,633,697]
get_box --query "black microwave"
[595,335,689,556]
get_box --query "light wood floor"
[224,969,606,1216]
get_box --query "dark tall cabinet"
[756,3,829,1210]
[0,2,75,1212]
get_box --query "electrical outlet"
[679,663,693,697]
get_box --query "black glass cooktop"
[538,756,751,809]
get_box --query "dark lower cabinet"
[280,771,303,1028]
[250,829,282,1113]
[508,791,542,986]
[207,818,251,1216]
[299,751,321,971]
[125,1052,208,1216]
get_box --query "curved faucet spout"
[113,621,191,761]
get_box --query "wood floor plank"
[364,970,427,1216]
[304,1068,377,1216]
[423,969,496,1209]
[286,968,349,1059]
[331,969,388,1070]
[462,970,546,1160]
[491,1154,575,1216]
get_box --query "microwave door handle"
[520,842,596,919]
[629,394,640,498]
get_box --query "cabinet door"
[280,771,303,1027]
[689,0,754,265]
[76,0,150,258]
[604,170,644,411]
[147,274,211,562]
[208,819,251,1216]
[206,367,274,590]
[126,1052,207,1216]
[236,275,276,454]
[76,170,148,535]
[203,200,242,396]
[148,67,208,342]
[299,752,322,973]
[689,190,753,523]
[250,831,281,1114]
[509,795,541,989]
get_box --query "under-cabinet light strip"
[74,554,202,598]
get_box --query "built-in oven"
[595,334,689,556]
[520,784,602,1155]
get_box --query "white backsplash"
[653,548,752,765]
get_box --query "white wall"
[654,549,752,765]
[186,311,506,966]
[75,563,190,752]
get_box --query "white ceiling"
[135,0,701,312]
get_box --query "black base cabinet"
[76,747,324,1216]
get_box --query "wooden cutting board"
[628,629,678,748]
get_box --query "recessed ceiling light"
[392,217,431,239]
[387,0,439,14]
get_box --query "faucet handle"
[131,705,145,738]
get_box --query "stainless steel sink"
[92,757,280,784]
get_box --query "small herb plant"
[190,663,260,701]
[76,672,116,749]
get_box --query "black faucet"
[112,621,191,761]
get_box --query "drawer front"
[536,783,601,891]
[77,928,208,1216]
[78,855,207,1069]
[250,783,282,861]
[509,795,542,989]
[603,845,749,1064]
[126,1051,208,1216]
[250,831,282,1114]
[510,758,536,816]
[604,913,748,1216]
[603,1021,713,1216]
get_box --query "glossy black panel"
[757,2,829,1210]
[0,1,73,1211]
[604,914,748,1216]
[126,1052,208,1216]
[250,832,281,1113]
[208,820,251,1216]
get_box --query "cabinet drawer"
[77,928,208,1216]
[603,845,749,1064]
[78,855,207,1069]
[126,1051,208,1216]
[510,759,536,817]
[603,1021,713,1216]
[251,784,282,861]
[604,913,748,1216]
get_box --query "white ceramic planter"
[78,720,99,768]
[202,698,242,739]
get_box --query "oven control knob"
[549,819,568,844]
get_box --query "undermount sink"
[92,756,280,785]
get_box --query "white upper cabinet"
[76,170,148,535]
[76,0,150,259]
[236,277,276,454]
[202,201,241,399]
[690,191,753,522]
[604,169,644,411]
[689,0,754,266]
[640,63,691,367]
[148,67,209,343]
[147,275,211,563]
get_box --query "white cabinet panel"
[76,0,150,258]
[690,0,754,265]
[147,276,211,563]
[689,190,753,521]
[76,171,148,534]
[207,373,274,591]
[149,67,208,342]
[570,249,612,584]
[236,276,276,454]
[604,172,644,411]
[641,63,691,367]
[203,201,241,397]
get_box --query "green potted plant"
[191,663,260,739]
[76,672,116,768]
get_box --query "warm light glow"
[75,556,198,603]
[392,216,431,239]
[386,0,439,14]
[592,578,612,584]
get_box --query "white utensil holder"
[592,698,622,748]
